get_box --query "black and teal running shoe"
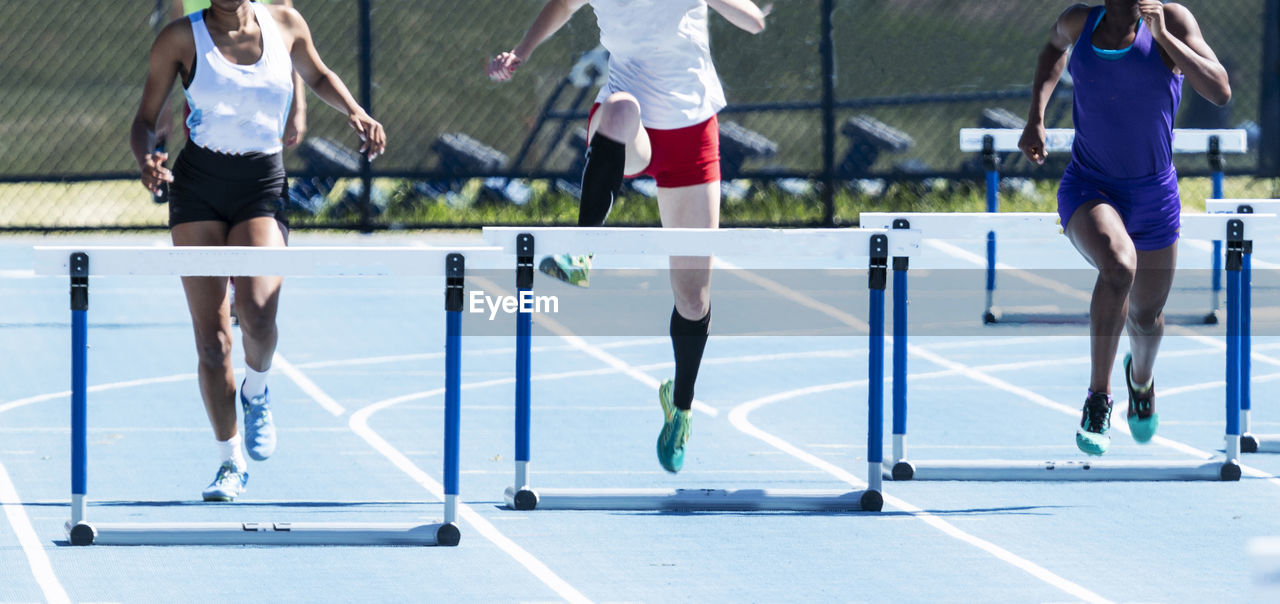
[1124,353,1159,444]
[1076,390,1113,456]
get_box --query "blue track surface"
[3,232,1280,603]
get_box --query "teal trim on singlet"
[182,0,275,16]
[1090,9,1136,61]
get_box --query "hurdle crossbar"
[856,212,1253,482]
[860,211,1275,323]
[482,227,919,512]
[482,226,919,264]
[32,245,501,546]
[959,127,1248,324]
[1207,201,1277,454]
[959,128,1249,154]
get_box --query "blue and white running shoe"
[202,461,248,502]
[241,384,277,461]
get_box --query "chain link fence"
[0,0,1272,230]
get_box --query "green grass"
[10,175,1269,231]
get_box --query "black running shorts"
[169,140,289,228]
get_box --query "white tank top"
[184,2,293,154]
[589,0,727,130]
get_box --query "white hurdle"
[960,127,1249,324]
[482,226,921,512]
[33,245,506,546]
[1208,200,1280,453]
[859,211,1271,481]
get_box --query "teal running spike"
[1076,390,1113,456]
[656,379,692,473]
[539,254,592,288]
[1124,353,1160,444]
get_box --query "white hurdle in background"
[960,127,1248,325]
[860,211,1275,481]
[32,245,507,546]
[481,227,921,512]
[1208,199,1280,453]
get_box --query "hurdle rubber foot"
[435,523,461,546]
[513,488,539,511]
[860,490,883,512]
[983,311,999,324]
[891,461,915,481]
[1221,460,1242,481]
[69,522,97,546]
[1202,310,1220,325]
[1242,434,1260,453]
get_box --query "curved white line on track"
[0,462,70,604]
[928,237,1280,485]
[346,381,591,604]
[727,382,1113,604]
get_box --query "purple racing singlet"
[1057,5,1186,250]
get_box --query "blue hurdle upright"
[959,127,1248,325]
[32,245,502,546]
[482,226,922,512]
[860,211,1274,481]
[1208,199,1280,453]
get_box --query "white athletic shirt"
[589,0,727,130]
[185,2,293,154]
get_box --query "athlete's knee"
[597,93,642,136]
[235,304,277,341]
[601,92,640,117]
[674,290,711,322]
[1095,244,1136,293]
[1127,304,1165,335]
[194,329,233,368]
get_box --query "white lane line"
[479,267,1115,601]
[0,373,197,415]
[0,461,71,604]
[469,276,719,417]
[1161,371,1280,398]
[341,381,591,604]
[928,238,1280,485]
[273,354,345,416]
[727,383,1113,604]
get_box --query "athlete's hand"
[488,51,524,82]
[138,151,172,195]
[1138,0,1169,43]
[348,111,386,160]
[1018,122,1048,165]
[283,113,307,148]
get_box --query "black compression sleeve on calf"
[578,133,626,227]
[670,306,711,412]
